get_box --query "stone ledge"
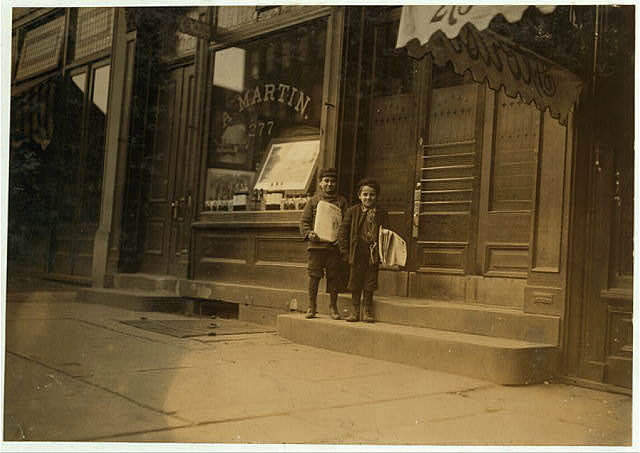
[277,314,559,385]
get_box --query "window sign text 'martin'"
[235,83,312,120]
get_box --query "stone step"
[175,278,558,343]
[277,314,559,385]
[373,296,560,345]
[77,288,186,313]
[113,273,178,293]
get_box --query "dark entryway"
[138,64,195,275]
[566,72,633,390]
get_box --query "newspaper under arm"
[314,200,342,243]
[378,227,407,267]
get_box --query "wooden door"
[171,64,195,275]
[361,20,417,241]
[475,89,541,279]
[139,64,193,274]
[567,73,633,390]
[414,77,484,274]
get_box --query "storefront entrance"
[363,13,567,306]
[566,73,633,390]
[139,64,194,275]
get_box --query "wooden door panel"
[171,65,195,274]
[476,89,539,278]
[365,95,415,243]
[572,74,633,389]
[140,69,181,273]
[605,305,632,388]
[489,91,539,212]
[143,220,165,255]
[416,83,480,273]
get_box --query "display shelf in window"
[204,168,256,213]
[253,136,319,210]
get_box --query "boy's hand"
[307,231,318,240]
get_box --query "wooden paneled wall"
[191,212,308,290]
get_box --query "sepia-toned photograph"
[1,3,635,451]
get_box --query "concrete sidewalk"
[2,290,633,448]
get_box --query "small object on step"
[140,316,147,320]
[210,314,216,319]
[208,332,216,336]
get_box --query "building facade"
[8,6,634,391]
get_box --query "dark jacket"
[338,204,390,264]
[300,192,349,250]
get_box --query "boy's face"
[319,176,336,195]
[358,185,377,208]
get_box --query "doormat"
[119,318,275,338]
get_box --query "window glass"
[373,22,413,97]
[205,18,327,211]
[72,73,87,94]
[92,65,110,113]
[83,64,110,223]
[57,72,87,222]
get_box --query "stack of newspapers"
[378,227,407,267]
[314,200,342,242]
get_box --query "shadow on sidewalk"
[5,261,84,295]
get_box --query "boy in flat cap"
[300,168,349,319]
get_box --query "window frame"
[199,7,343,216]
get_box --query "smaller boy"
[300,168,349,319]
[338,178,389,323]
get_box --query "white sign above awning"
[396,6,583,125]
[396,5,556,46]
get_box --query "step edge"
[277,314,556,350]
[277,315,559,385]
[375,297,560,319]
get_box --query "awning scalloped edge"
[404,25,584,126]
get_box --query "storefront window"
[84,64,110,223]
[205,18,327,212]
[55,64,110,225]
[373,21,414,97]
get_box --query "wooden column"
[181,6,215,278]
[523,111,574,316]
[91,8,135,287]
[317,7,345,171]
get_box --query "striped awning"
[396,6,583,124]
[396,5,557,45]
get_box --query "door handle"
[178,197,185,218]
[171,201,178,220]
[412,182,421,239]
[613,171,621,208]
